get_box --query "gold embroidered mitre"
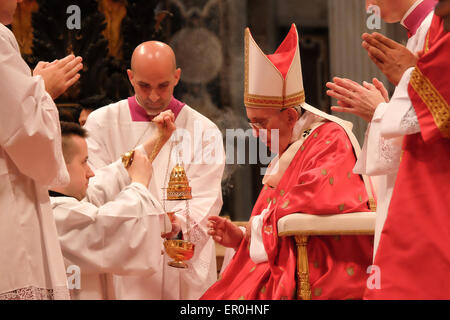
[244,23,305,109]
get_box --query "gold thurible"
[164,162,195,268]
[166,163,192,200]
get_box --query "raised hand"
[142,110,176,161]
[152,109,176,142]
[362,32,417,86]
[207,216,244,250]
[33,54,83,99]
[371,77,390,103]
[326,77,386,122]
[126,149,153,187]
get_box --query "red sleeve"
[408,15,450,142]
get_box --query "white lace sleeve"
[354,103,401,176]
[399,105,421,135]
[380,67,418,139]
[0,286,70,300]
[378,135,403,170]
[181,214,215,280]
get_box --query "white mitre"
[244,23,305,109]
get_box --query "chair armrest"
[277,212,376,237]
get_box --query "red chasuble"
[365,15,450,300]
[201,122,373,300]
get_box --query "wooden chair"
[278,209,376,300]
[275,113,378,300]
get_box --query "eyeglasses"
[248,120,268,130]
[247,108,291,130]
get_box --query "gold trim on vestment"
[410,67,450,138]
[244,91,305,108]
[245,28,249,96]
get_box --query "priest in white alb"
[83,41,225,299]
[326,0,437,258]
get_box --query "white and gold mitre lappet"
[245,23,305,109]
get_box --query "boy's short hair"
[60,121,87,163]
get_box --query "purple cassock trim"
[403,0,437,37]
[128,96,185,122]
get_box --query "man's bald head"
[131,41,177,73]
[127,41,181,114]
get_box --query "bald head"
[131,41,177,73]
[127,41,181,114]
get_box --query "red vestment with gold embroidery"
[201,122,373,300]
[365,15,450,300]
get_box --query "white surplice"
[353,10,434,259]
[0,24,70,299]
[51,160,171,300]
[84,99,225,299]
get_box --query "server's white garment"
[0,24,70,299]
[354,10,434,259]
[84,99,225,299]
[51,160,170,300]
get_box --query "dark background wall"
[11,0,407,221]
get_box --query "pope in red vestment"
[365,14,450,300]
[201,24,374,300]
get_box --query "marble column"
[224,0,278,221]
[223,0,254,221]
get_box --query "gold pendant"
[163,163,195,268]
[121,150,135,168]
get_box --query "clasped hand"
[326,77,389,122]
[33,54,83,99]
[362,32,418,86]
